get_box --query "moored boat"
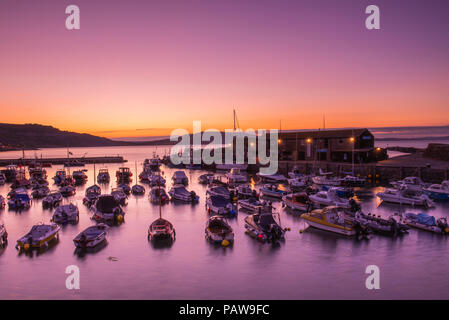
[206,195,237,216]
[31,186,50,199]
[225,168,247,185]
[16,223,60,250]
[282,192,313,212]
[377,186,434,207]
[92,194,125,223]
[116,167,133,183]
[256,173,287,183]
[132,184,146,195]
[148,218,176,242]
[0,224,7,247]
[309,188,352,209]
[83,184,101,207]
[52,203,79,224]
[0,195,5,209]
[238,197,271,213]
[206,186,230,200]
[205,216,234,246]
[301,206,356,236]
[42,191,63,208]
[149,187,169,204]
[73,224,108,248]
[7,190,31,210]
[172,171,189,185]
[244,210,288,243]
[423,181,449,201]
[259,184,288,199]
[97,168,110,183]
[111,187,128,206]
[72,170,88,185]
[404,213,449,234]
[168,185,198,202]
[59,185,76,197]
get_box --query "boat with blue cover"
[259,184,288,199]
[423,181,449,201]
[206,195,236,216]
[404,213,449,234]
[322,185,354,198]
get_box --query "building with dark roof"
[277,128,384,163]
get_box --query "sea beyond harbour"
[1,143,449,300]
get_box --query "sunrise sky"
[0,0,448,138]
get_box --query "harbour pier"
[0,156,127,166]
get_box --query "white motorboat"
[235,184,257,199]
[391,176,427,191]
[16,223,60,250]
[302,206,356,236]
[256,172,287,183]
[172,171,189,185]
[206,195,236,216]
[309,188,352,209]
[238,197,271,213]
[92,195,125,223]
[312,175,341,186]
[205,216,234,245]
[168,185,198,202]
[0,173,6,185]
[282,192,313,212]
[338,175,366,187]
[288,176,311,190]
[225,168,247,185]
[288,166,302,179]
[259,184,288,199]
[52,203,79,224]
[216,164,248,171]
[377,186,434,207]
[206,186,230,200]
[74,224,108,248]
[423,181,449,201]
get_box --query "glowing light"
[278,139,282,144]
[306,138,312,143]
[349,137,355,143]
[376,147,381,151]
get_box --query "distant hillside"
[0,123,133,149]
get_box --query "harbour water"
[1,146,449,299]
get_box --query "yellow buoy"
[117,214,124,222]
[221,239,230,247]
[299,229,303,234]
[24,243,30,251]
[445,227,449,234]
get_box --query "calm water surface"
[1,146,449,299]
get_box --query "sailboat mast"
[233,109,236,131]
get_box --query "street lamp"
[350,137,355,174]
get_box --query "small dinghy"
[206,186,230,200]
[97,168,110,183]
[206,195,237,216]
[244,210,288,243]
[52,203,79,224]
[168,185,198,202]
[111,187,128,205]
[259,184,288,199]
[149,187,169,204]
[59,185,76,197]
[148,218,176,242]
[31,186,50,199]
[131,184,146,195]
[198,173,214,185]
[92,195,125,223]
[205,216,234,246]
[404,213,449,234]
[172,171,189,185]
[16,223,60,250]
[42,191,63,208]
[282,192,313,212]
[0,195,5,209]
[309,188,352,209]
[83,184,101,207]
[238,197,271,213]
[348,211,409,237]
[312,175,341,186]
[8,191,31,210]
[0,224,7,247]
[73,224,108,248]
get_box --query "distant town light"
[350,137,355,143]
[376,147,381,151]
[278,139,282,144]
[306,138,312,143]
